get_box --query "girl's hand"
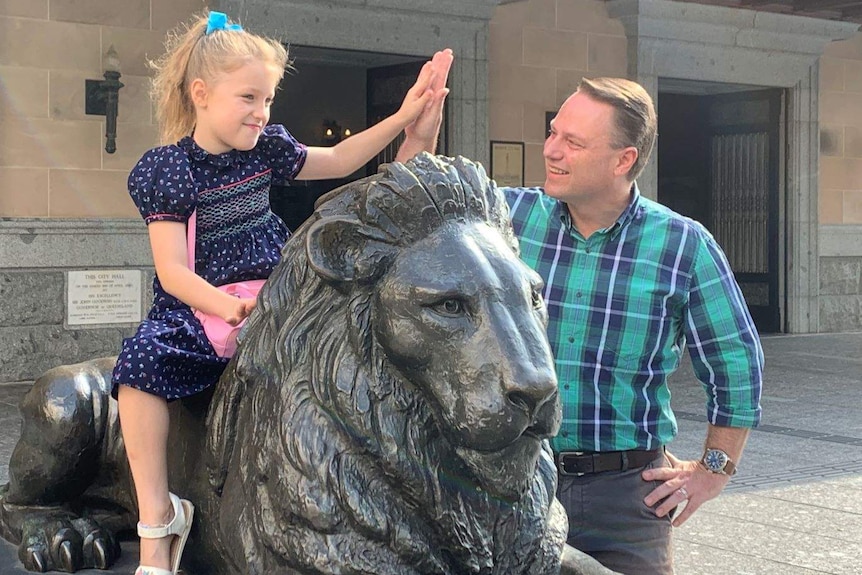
[224,297,257,326]
[395,61,437,126]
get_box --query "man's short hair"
[577,77,657,181]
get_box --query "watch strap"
[723,458,738,476]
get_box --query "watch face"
[704,449,728,472]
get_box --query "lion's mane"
[205,154,566,575]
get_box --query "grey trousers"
[556,452,674,575]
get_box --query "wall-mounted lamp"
[322,119,342,144]
[322,119,351,145]
[85,45,124,154]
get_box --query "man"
[500,78,763,574]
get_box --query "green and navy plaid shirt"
[504,185,763,453]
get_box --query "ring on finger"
[677,486,689,500]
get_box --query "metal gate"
[657,86,782,333]
[706,90,781,333]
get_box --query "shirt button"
[564,384,570,390]
[575,291,582,298]
[568,336,575,343]
[585,247,591,254]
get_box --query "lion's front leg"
[0,358,132,572]
[559,546,620,575]
[0,497,123,573]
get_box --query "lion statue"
[0,153,615,575]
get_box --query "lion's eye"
[432,298,465,316]
[531,289,544,309]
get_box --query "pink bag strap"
[187,210,197,271]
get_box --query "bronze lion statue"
[0,153,614,575]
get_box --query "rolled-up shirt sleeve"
[684,232,764,428]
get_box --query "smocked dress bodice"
[112,125,307,400]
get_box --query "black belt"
[555,448,663,476]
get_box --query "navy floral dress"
[112,125,307,400]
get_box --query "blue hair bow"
[206,12,243,35]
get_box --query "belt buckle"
[559,451,589,476]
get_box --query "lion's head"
[309,153,559,498]
[213,153,565,574]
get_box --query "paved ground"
[668,332,862,574]
[0,332,860,574]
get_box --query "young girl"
[113,11,452,575]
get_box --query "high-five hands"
[406,49,453,146]
[395,48,453,127]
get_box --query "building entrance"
[658,80,784,333]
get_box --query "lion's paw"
[16,513,119,572]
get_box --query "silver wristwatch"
[701,448,738,475]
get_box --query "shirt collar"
[613,182,642,239]
[556,182,642,240]
[179,136,249,169]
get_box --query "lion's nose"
[507,390,539,415]
[505,372,557,419]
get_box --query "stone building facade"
[1,0,861,382]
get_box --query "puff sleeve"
[256,124,308,184]
[128,146,196,224]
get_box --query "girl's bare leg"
[118,385,173,570]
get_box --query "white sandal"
[135,492,195,575]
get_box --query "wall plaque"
[67,270,142,325]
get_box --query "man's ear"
[614,147,638,178]
[190,78,208,109]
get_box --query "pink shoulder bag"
[187,211,265,358]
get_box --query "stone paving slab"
[697,488,862,542]
[676,493,862,574]
[724,438,862,475]
[675,541,826,575]
[755,480,862,512]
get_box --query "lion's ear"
[306,216,395,283]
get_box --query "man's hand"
[641,450,730,527]
[405,49,452,142]
[397,49,453,161]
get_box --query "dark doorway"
[267,46,445,233]
[658,81,783,333]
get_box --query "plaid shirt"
[504,185,763,453]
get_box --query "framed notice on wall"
[489,141,525,187]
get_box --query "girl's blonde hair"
[150,12,290,145]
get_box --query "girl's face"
[190,59,281,154]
